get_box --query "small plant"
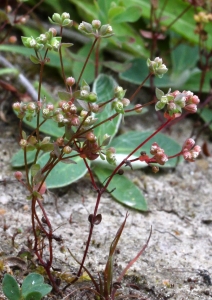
[2,273,52,300]
[0,3,205,298]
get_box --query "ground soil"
[0,106,212,299]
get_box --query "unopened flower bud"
[14,171,23,181]
[20,139,28,147]
[52,13,61,23]
[86,131,96,142]
[147,57,168,78]
[152,166,159,173]
[56,137,64,146]
[6,5,12,13]
[191,95,200,105]
[121,98,130,107]
[13,102,21,112]
[46,104,54,111]
[66,76,75,87]
[49,27,57,36]
[8,36,17,44]
[61,12,70,20]
[134,104,142,113]
[183,138,195,151]
[71,116,80,126]
[184,104,197,113]
[27,102,36,112]
[90,103,99,113]
[150,142,159,155]
[92,20,101,29]
[63,146,72,154]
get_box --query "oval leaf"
[36,151,90,188]
[11,149,37,167]
[94,167,147,211]
[2,274,21,300]
[92,74,122,142]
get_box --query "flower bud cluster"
[53,101,80,126]
[147,57,168,78]
[182,138,201,162]
[105,147,116,165]
[78,20,113,38]
[155,88,200,119]
[13,101,39,121]
[112,86,130,114]
[139,142,168,166]
[49,12,73,27]
[150,142,169,165]
[22,29,62,52]
[194,11,212,23]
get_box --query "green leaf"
[11,149,37,167]
[22,273,52,298]
[0,45,70,69]
[92,74,122,141]
[30,55,40,64]
[199,108,212,131]
[25,291,42,300]
[33,81,57,103]
[110,6,142,23]
[108,6,125,21]
[36,151,90,188]
[2,274,21,300]
[104,213,128,296]
[0,68,19,76]
[110,130,182,168]
[94,167,147,211]
[31,164,41,177]
[22,115,63,138]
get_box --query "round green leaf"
[93,74,122,141]
[22,273,52,298]
[36,151,90,188]
[25,291,42,300]
[2,274,21,300]
[94,167,147,211]
[11,149,37,167]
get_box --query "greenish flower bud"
[155,101,166,111]
[51,37,61,51]
[61,12,70,20]
[113,101,124,114]
[80,90,89,99]
[147,57,168,78]
[62,19,73,27]
[174,93,186,108]
[78,22,93,34]
[114,86,126,99]
[38,34,47,43]
[87,92,97,103]
[52,13,61,24]
[20,139,28,147]
[106,148,116,165]
[63,146,72,154]
[27,102,36,113]
[100,24,113,37]
[42,108,50,117]
[13,102,21,112]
